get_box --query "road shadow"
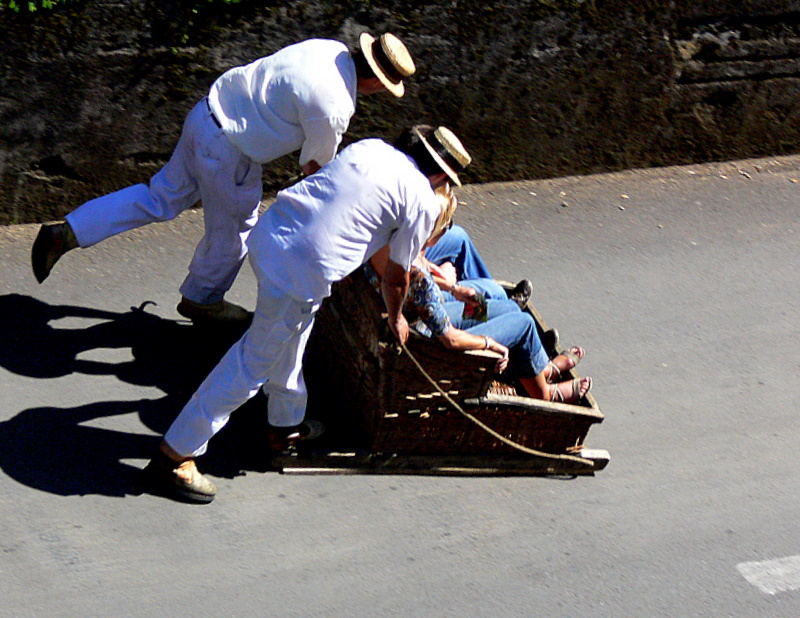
[0,293,276,498]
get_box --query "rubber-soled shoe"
[267,419,325,452]
[176,297,252,325]
[143,451,217,504]
[31,222,77,283]
[508,279,533,309]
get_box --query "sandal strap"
[550,378,576,402]
[550,377,591,403]
[545,347,584,384]
[545,360,562,384]
[562,347,583,365]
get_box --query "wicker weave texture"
[305,270,601,457]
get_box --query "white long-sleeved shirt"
[248,139,440,302]
[208,39,357,166]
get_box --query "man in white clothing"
[144,125,472,503]
[31,33,415,324]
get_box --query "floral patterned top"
[363,262,451,338]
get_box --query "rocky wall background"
[2,0,800,224]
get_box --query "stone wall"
[2,0,800,224]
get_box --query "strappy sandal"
[550,376,592,403]
[545,346,585,384]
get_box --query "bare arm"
[437,328,509,373]
[381,259,410,345]
[418,255,479,304]
[425,259,458,290]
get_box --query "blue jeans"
[425,225,492,280]
[443,299,549,379]
[441,277,508,301]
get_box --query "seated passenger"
[424,223,491,280]
[366,191,591,403]
[424,215,532,307]
[418,243,510,303]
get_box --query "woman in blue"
[367,189,592,403]
[423,223,533,307]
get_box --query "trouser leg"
[179,102,263,305]
[251,259,319,428]
[66,184,177,248]
[444,297,520,327]
[441,277,508,300]
[446,299,549,378]
[66,102,206,248]
[425,224,492,280]
[163,273,318,457]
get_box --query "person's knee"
[446,224,470,244]
[428,225,471,265]
[513,312,538,339]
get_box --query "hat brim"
[359,32,405,98]
[417,131,462,186]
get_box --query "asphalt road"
[2,155,799,616]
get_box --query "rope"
[399,342,591,466]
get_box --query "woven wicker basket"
[304,269,604,458]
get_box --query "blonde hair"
[429,186,458,241]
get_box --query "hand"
[436,262,458,288]
[484,337,509,373]
[427,260,458,289]
[453,285,479,305]
[494,348,509,373]
[389,313,410,345]
[301,160,321,176]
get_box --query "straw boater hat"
[359,32,416,97]
[415,126,472,187]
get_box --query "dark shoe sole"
[176,299,253,327]
[267,419,325,452]
[31,224,62,283]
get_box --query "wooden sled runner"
[275,270,609,476]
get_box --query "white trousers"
[163,257,321,457]
[65,99,264,305]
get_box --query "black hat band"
[371,38,404,84]
[431,136,466,173]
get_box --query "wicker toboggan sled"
[274,269,609,476]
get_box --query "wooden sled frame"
[276,270,609,476]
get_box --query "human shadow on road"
[0,293,275,498]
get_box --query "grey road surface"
[1,155,799,617]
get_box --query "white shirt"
[208,39,357,166]
[248,139,440,302]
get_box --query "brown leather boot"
[31,221,78,283]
